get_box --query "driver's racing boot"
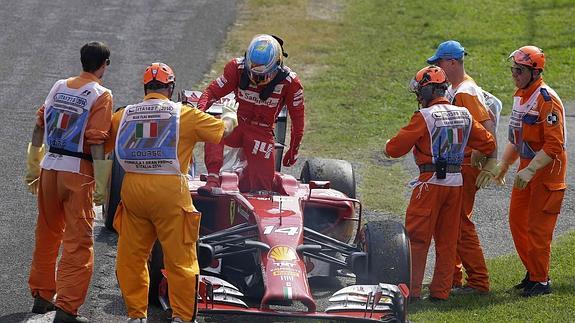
[197,174,219,196]
[31,295,55,314]
[53,308,89,323]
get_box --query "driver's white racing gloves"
[221,99,239,134]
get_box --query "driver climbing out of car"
[384,66,496,301]
[104,63,237,323]
[197,34,305,194]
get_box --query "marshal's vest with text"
[116,99,182,175]
[42,79,109,173]
[508,85,565,159]
[418,103,473,187]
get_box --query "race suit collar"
[144,93,169,100]
[79,71,102,85]
[515,77,543,99]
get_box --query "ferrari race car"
[104,91,412,322]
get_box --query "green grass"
[200,0,575,320]
[204,0,575,213]
[408,230,575,322]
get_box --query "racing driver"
[197,34,305,194]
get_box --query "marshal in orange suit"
[385,66,495,301]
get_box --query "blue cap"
[427,40,467,64]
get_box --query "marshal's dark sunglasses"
[510,66,528,75]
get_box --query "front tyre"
[357,220,411,290]
[148,240,164,306]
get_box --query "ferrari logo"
[269,246,297,261]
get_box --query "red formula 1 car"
[105,91,412,322]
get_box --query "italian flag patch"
[56,112,70,129]
[447,128,463,144]
[135,122,158,139]
[283,287,293,299]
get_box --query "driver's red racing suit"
[198,57,304,192]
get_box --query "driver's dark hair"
[80,41,110,73]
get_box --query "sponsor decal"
[238,89,279,108]
[272,84,284,94]
[272,269,299,277]
[273,261,297,268]
[229,199,236,225]
[293,88,304,107]
[216,75,227,88]
[237,206,250,220]
[135,122,158,138]
[269,246,297,261]
[271,262,301,281]
[547,111,559,125]
[56,112,70,129]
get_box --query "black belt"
[418,164,461,173]
[49,147,93,162]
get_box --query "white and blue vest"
[42,79,109,173]
[116,99,182,174]
[508,85,565,159]
[418,104,473,187]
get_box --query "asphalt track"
[0,1,239,322]
[1,1,573,322]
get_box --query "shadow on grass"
[408,279,575,316]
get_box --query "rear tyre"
[148,240,164,306]
[300,158,356,199]
[357,220,411,289]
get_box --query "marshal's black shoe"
[522,281,552,297]
[513,272,531,290]
[53,308,89,323]
[31,296,55,314]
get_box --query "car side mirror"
[309,180,330,190]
